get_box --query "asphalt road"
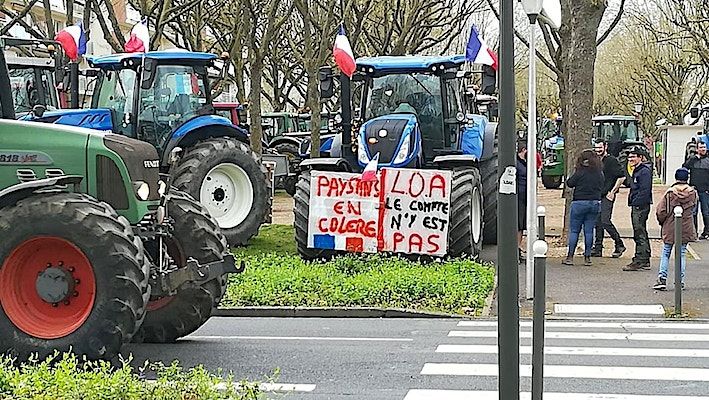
[123,317,709,399]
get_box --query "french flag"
[54,22,87,61]
[333,25,356,78]
[124,18,150,53]
[465,25,498,71]
[361,153,379,182]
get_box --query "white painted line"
[419,363,709,381]
[457,321,709,330]
[436,344,709,357]
[148,381,316,393]
[554,304,665,315]
[187,335,413,342]
[404,390,709,400]
[447,330,709,341]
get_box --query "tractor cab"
[592,115,643,157]
[343,55,493,169]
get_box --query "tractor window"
[444,78,463,118]
[95,69,137,137]
[9,67,57,113]
[137,65,209,149]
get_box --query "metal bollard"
[537,206,546,241]
[532,239,548,400]
[674,206,683,315]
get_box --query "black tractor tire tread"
[448,167,483,258]
[294,171,337,261]
[0,192,148,360]
[541,174,563,189]
[479,135,499,245]
[134,189,229,343]
[172,137,271,246]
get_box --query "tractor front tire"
[134,189,229,343]
[448,167,484,258]
[173,138,272,246]
[294,171,338,261]
[479,138,499,245]
[541,174,563,189]
[0,193,148,360]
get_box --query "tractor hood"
[357,114,420,168]
[20,108,114,132]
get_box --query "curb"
[213,307,467,319]
[481,274,498,318]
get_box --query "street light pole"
[525,13,539,300]
[498,0,519,399]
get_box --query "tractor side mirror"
[169,147,183,166]
[690,107,700,119]
[481,65,496,95]
[319,66,334,99]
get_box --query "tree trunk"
[249,58,264,155]
[306,67,321,158]
[559,0,606,241]
[66,0,74,25]
[42,0,55,38]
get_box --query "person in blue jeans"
[653,168,698,290]
[563,149,604,266]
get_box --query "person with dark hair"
[592,139,627,257]
[562,149,604,266]
[682,140,709,239]
[517,140,528,262]
[623,146,654,271]
[652,168,697,290]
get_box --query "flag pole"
[338,1,356,169]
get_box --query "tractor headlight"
[134,181,150,201]
[158,180,167,196]
[358,137,369,164]
[393,135,411,164]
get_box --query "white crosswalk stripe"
[404,318,709,400]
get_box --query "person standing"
[517,140,528,262]
[682,140,709,239]
[591,139,627,258]
[562,149,604,266]
[623,147,653,271]
[653,168,697,290]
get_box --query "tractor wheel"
[173,138,271,247]
[541,174,563,189]
[448,167,484,258]
[294,170,338,260]
[274,142,301,197]
[479,137,499,245]
[134,189,229,343]
[0,193,149,360]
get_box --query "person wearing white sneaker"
[653,168,697,291]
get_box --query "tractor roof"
[356,55,466,75]
[592,115,638,122]
[87,50,217,69]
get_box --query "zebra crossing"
[404,319,709,400]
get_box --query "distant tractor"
[294,56,499,259]
[592,115,645,185]
[540,117,564,189]
[24,51,272,246]
[686,105,709,157]
[0,50,239,361]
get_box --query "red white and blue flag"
[124,18,150,53]
[465,25,498,71]
[54,22,87,61]
[361,153,379,182]
[333,25,356,77]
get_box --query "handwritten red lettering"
[427,234,441,254]
[347,201,362,215]
[334,201,344,215]
[318,218,328,232]
[317,176,330,196]
[408,233,423,253]
[391,170,406,194]
[408,172,425,197]
[429,174,447,198]
[393,232,405,252]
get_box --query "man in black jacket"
[517,140,528,262]
[624,147,653,271]
[683,140,709,239]
[592,139,627,257]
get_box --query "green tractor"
[540,117,564,189]
[592,115,644,185]
[0,51,238,360]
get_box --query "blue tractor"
[294,55,499,259]
[24,51,271,246]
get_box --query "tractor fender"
[21,108,114,131]
[433,154,478,169]
[268,136,303,149]
[0,175,83,209]
[163,116,250,166]
[299,157,353,172]
[480,121,498,162]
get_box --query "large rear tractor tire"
[448,167,484,258]
[541,174,563,189]
[294,171,338,261]
[479,138,499,245]
[134,189,229,343]
[0,193,149,360]
[173,138,272,247]
[274,142,301,197]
